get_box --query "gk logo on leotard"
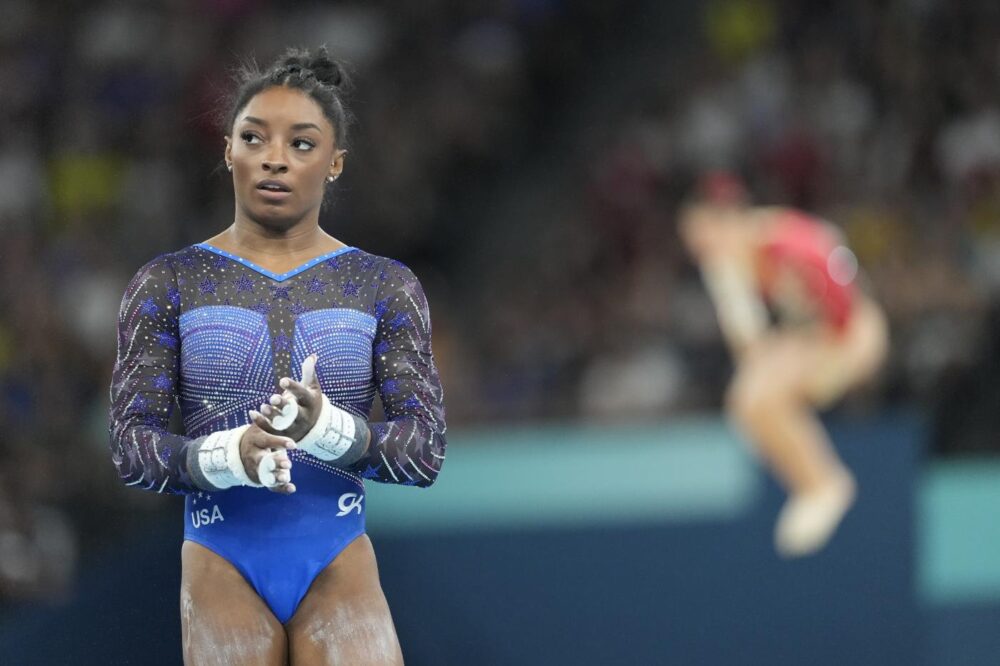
[336,493,364,517]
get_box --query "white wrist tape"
[297,394,366,463]
[193,425,262,490]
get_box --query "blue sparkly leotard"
[109,243,447,623]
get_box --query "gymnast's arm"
[680,205,769,359]
[698,253,769,358]
[108,257,294,494]
[108,256,204,494]
[348,261,447,487]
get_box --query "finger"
[260,403,275,418]
[269,393,289,408]
[269,449,291,466]
[257,450,294,488]
[268,482,296,495]
[263,433,297,450]
[248,433,296,451]
[301,354,319,389]
[279,378,313,403]
[248,410,277,433]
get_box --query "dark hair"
[226,46,353,148]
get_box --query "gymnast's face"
[225,86,346,230]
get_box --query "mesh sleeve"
[108,256,206,494]
[351,261,447,487]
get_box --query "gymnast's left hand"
[249,354,324,441]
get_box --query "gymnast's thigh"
[286,534,404,666]
[180,540,288,666]
[729,332,806,403]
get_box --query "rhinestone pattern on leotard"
[108,243,447,494]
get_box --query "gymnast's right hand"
[239,425,297,495]
[248,354,323,441]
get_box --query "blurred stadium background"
[2,0,1000,663]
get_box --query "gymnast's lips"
[256,179,292,192]
[256,179,292,200]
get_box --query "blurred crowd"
[465,0,1000,449]
[2,0,1000,602]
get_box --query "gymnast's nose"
[262,157,288,174]
[262,144,288,174]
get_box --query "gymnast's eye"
[292,138,315,151]
[241,131,263,145]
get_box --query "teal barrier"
[918,458,1000,604]
[366,417,761,532]
[370,414,922,666]
[369,416,1000,609]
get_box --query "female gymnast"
[109,47,446,664]
[679,173,887,558]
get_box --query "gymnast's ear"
[224,136,233,170]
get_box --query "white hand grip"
[257,450,284,487]
[269,394,299,431]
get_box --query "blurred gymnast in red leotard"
[680,173,888,557]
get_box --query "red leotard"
[757,210,857,332]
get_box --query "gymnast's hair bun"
[226,46,354,148]
[274,46,346,89]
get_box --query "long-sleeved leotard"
[109,242,446,622]
[109,243,447,494]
